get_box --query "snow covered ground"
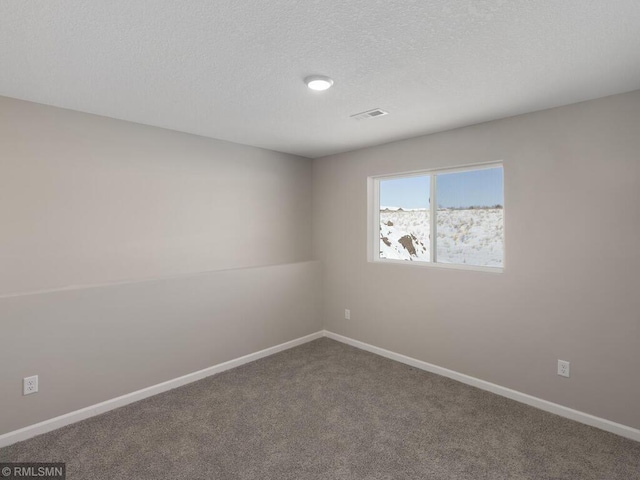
[379,207,503,267]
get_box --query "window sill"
[370,258,504,274]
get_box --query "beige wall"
[0,261,322,435]
[0,96,312,295]
[0,97,319,435]
[312,90,640,429]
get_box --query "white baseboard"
[323,330,640,443]
[0,331,324,449]
[3,329,637,448]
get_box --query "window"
[371,163,504,271]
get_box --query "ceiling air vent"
[350,108,389,120]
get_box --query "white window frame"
[368,161,505,273]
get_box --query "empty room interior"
[1,2,640,479]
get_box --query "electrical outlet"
[557,360,570,378]
[23,375,39,395]
[344,309,351,320]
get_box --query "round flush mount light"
[304,75,334,91]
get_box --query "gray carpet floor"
[1,338,639,479]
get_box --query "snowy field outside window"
[376,164,504,270]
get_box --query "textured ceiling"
[2,1,640,158]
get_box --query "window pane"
[436,167,504,267]
[379,175,430,261]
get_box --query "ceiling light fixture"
[304,75,334,91]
